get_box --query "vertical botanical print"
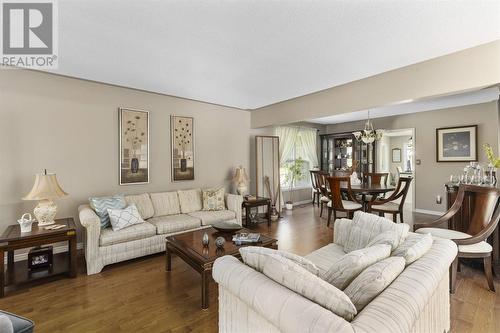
[119,108,149,184]
[171,116,194,181]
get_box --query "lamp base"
[237,183,248,196]
[34,199,57,226]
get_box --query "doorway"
[376,128,416,212]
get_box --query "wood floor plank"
[0,204,498,332]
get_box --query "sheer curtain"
[275,126,299,207]
[300,128,319,168]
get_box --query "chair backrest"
[326,176,352,210]
[448,185,500,237]
[331,170,352,177]
[309,170,320,190]
[385,177,412,209]
[363,172,388,186]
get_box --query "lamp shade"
[23,173,68,201]
[232,166,249,184]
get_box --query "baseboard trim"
[10,242,84,262]
[414,209,444,216]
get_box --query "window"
[278,129,317,190]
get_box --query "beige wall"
[326,102,499,213]
[252,40,500,128]
[0,69,251,236]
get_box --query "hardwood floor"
[0,204,498,332]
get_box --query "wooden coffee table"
[165,227,277,309]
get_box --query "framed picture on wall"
[436,125,477,162]
[171,115,194,181]
[119,107,150,185]
[392,148,401,163]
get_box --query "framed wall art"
[392,148,401,163]
[119,107,150,185]
[436,125,477,162]
[171,115,194,181]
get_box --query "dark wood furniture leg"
[267,201,271,227]
[69,236,77,278]
[245,206,249,227]
[7,250,14,284]
[201,269,210,310]
[484,255,495,292]
[0,249,4,298]
[165,246,172,271]
[450,255,458,294]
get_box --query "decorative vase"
[180,158,187,172]
[34,199,57,226]
[285,202,293,210]
[215,236,225,248]
[131,158,139,173]
[202,232,209,247]
[270,205,279,222]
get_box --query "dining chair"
[367,177,412,223]
[413,185,500,293]
[325,176,363,226]
[309,170,321,207]
[362,172,389,201]
[317,172,331,218]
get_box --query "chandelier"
[352,110,383,144]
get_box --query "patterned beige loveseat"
[79,188,242,275]
[214,212,458,333]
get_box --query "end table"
[0,217,77,297]
[242,196,271,227]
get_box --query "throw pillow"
[202,187,226,211]
[262,253,357,321]
[89,194,127,229]
[240,246,320,276]
[125,193,155,219]
[366,230,399,251]
[344,257,405,311]
[321,244,391,290]
[177,189,203,213]
[344,211,409,253]
[107,204,145,231]
[392,233,433,265]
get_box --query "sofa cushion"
[202,187,226,211]
[150,191,180,217]
[366,230,400,251]
[147,214,201,234]
[125,193,155,219]
[99,222,156,246]
[343,211,409,253]
[321,244,391,290]
[89,194,127,229]
[261,253,357,321]
[107,204,145,231]
[187,210,235,226]
[344,257,405,311]
[305,243,346,274]
[178,189,203,213]
[240,246,320,276]
[392,232,433,265]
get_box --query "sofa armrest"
[213,256,355,333]
[78,204,101,258]
[333,218,352,248]
[225,193,243,225]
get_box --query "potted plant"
[284,157,306,210]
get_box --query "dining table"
[340,182,396,211]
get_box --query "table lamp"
[23,170,68,226]
[232,166,249,196]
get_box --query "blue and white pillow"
[89,195,127,229]
[107,204,145,231]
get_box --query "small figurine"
[215,236,225,248]
[202,232,209,247]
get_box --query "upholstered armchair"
[414,184,500,293]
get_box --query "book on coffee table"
[232,233,261,244]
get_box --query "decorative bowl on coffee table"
[212,221,243,233]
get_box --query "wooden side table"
[0,217,77,297]
[242,196,271,227]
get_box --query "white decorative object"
[107,204,145,231]
[285,202,293,210]
[23,170,68,226]
[352,110,384,144]
[17,213,34,233]
[350,171,361,185]
[233,166,249,195]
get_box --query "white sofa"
[213,213,458,333]
[79,188,242,275]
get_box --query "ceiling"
[307,87,500,124]
[48,0,500,109]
